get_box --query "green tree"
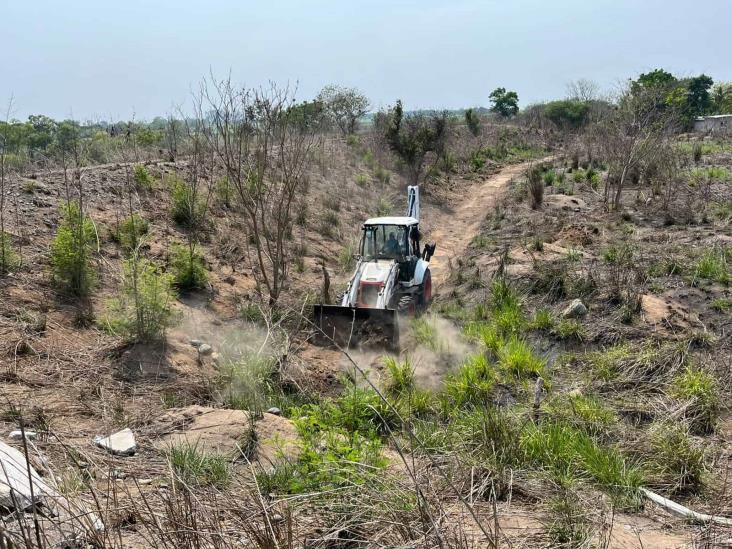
[711,83,732,114]
[317,85,370,135]
[464,108,481,136]
[543,100,591,130]
[383,100,448,184]
[50,201,96,296]
[105,257,178,342]
[489,87,519,118]
[685,74,714,116]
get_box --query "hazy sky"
[3,0,731,120]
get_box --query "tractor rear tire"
[418,269,432,310]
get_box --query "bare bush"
[200,78,319,305]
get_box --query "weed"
[355,173,369,187]
[374,166,391,184]
[338,240,357,272]
[445,354,497,408]
[498,337,545,378]
[648,423,706,495]
[542,169,556,186]
[711,297,732,312]
[568,394,617,435]
[214,177,233,208]
[552,319,586,341]
[671,366,719,433]
[167,443,231,488]
[693,247,729,284]
[295,203,308,226]
[346,134,360,147]
[547,493,592,547]
[532,308,555,331]
[383,356,415,396]
[411,315,441,351]
[566,248,582,262]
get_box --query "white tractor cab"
[314,186,436,348]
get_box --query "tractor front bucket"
[313,305,399,349]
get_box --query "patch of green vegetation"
[648,423,706,495]
[671,366,719,433]
[552,318,586,341]
[214,177,233,208]
[521,421,643,506]
[547,493,592,547]
[470,234,494,250]
[375,197,393,217]
[374,165,391,184]
[167,443,231,488]
[50,201,96,297]
[689,166,731,186]
[133,164,154,190]
[338,240,357,272]
[355,173,369,187]
[711,297,732,312]
[112,213,149,254]
[169,243,208,290]
[103,258,178,342]
[0,231,19,275]
[693,247,730,285]
[568,394,617,435]
[584,344,633,381]
[411,316,443,352]
[497,337,545,379]
[444,354,497,408]
[383,356,415,397]
[531,308,555,331]
[168,174,205,227]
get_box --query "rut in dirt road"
[424,160,543,288]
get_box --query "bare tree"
[566,79,600,102]
[200,77,318,306]
[317,85,370,135]
[0,96,13,274]
[595,85,678,210]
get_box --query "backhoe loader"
[313,186,436,348]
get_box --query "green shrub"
[167,443,231,488]
[103,258,178,342]
[572,169,585,183]
[542,169,557,186]
[671,366,719,433]
[568,394,617,435]
[170,243,207,290]
[50,202,96,297]
[169,175,205,227]
[113,214,149,254]
[346,134,360,147]
[0,231,19,275]
[133,164,153,190]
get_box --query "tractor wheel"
[418,269,432,310]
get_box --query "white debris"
[8,430,37,441]
[267,407,282,416]
[94,428,137,456]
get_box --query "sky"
[2,0,731,121]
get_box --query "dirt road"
[425,160,539,288]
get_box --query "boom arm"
[406,185,419,221]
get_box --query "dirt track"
[425,160,540,288]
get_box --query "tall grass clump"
[444,354,497,408]
[167,443,231,488]
[671,366,719,433]
[50,201,96,297]
[383,356,415,396]
[527,166,544,209]
[693,247,729,285]
[104,258,178,342]
[648,423,706,495]
[113,213,149,254]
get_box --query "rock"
[562,299,588,318]
[267,407,282,416]
[198,343,213,355]
[8,430,37,441]
[190,339,203,348]
[94,428,137,456]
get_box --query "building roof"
[363,216,419,226]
